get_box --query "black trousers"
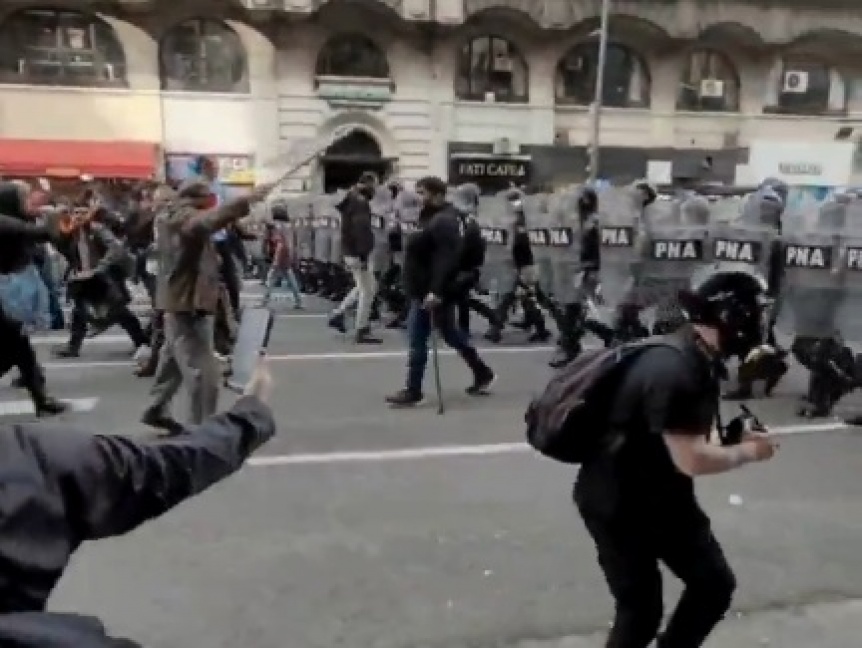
[68,299,148,351]
[577,501,736,648]
[216,242,241,316]
[0,303,45,397]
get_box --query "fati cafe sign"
[449,156,531,184]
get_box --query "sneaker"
[52,346,80,359]
[141,407,185,436]
[35,395,67,417]
[466,366,496,396]
[328,312,346,334]
[483,327,502,343]
[355,327,382,344]
[528,330,551,343]
[385,389,424,407]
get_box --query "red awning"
[0,139,159,179]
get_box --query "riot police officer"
[550,187,614,367]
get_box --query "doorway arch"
[319,127,394,192]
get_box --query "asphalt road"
[3,286,861,647]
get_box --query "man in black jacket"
[328,172,381,343]
[0,357,276,647]
[386,176,495,406]
[0,181,65,415]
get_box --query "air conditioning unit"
[783,70,809,94]
[699,79,725,98]
[492,54,512,73]
[492,137,517,155]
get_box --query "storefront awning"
[0,139,159,179]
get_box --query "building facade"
[1,0,861,190]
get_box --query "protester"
[0,356,275,647]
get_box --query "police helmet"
[452,183,481,215]
[271,202,289,222]
[632,180,657,207]
[759,177,789,206]
[742,186,784,229]
[396,189,422,214]
[679,270,769,358]
[577,186,598,213]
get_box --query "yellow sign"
[217,156,255,185]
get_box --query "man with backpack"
[526,270,779,648]
[385,176,495,407]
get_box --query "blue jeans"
[37,256,64,329]
[406,299,481,394]
[265,266,302,306]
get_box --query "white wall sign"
[748,140,854,186]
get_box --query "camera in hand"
[720,404,763,446]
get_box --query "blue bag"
[0,264,51,330]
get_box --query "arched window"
[456,35,528,103]
[774,59,843,114]
[159,18,248,93]
[677,49,739,112]
[315,34,389,78]
[555,42,650,108]
[0,8,126,87]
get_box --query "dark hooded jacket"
[0,183,53,275]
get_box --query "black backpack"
[458,214,486,270]
[525,335,686,464]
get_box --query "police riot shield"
[629,198,705,327]
[704,191,780,325]
[285,195,312,261]
[395,189,421,244]
[523,193,556,295]
[311,194,335,264]
[476,191,516,301]
[369,186,394,273]
[597,187,639,306]
[325,197,343,267]
[780,200,844,338]
[834,200,862,342]
[537,190,579,304]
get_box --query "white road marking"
[0,397,99,416]
[40,345,557,369]
[247,421,855,467]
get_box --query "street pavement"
[3,284,861,647]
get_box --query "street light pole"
[588,0,610,184]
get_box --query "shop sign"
[449,156,531,185]
[317,79,392,107]
[165,153,255,186]
[748,141,852,186]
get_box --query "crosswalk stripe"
[0,397,99,416]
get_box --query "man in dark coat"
[385,176,495,406]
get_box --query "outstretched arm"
[24,395,275,544]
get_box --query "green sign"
[317,81,391,105]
